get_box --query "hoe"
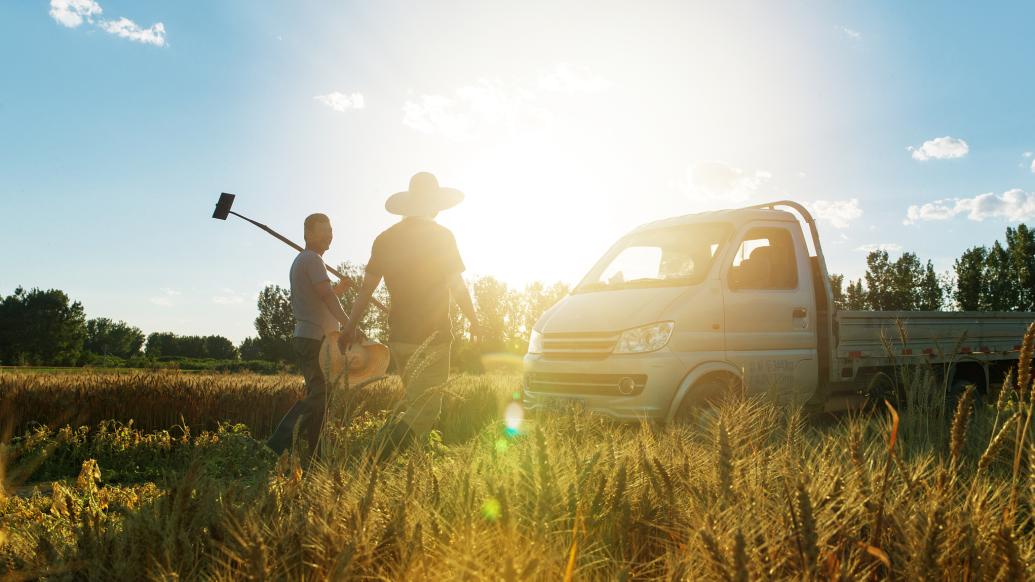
[211,192,387,314]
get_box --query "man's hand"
[332,278,352,296]
[342,321,364,345]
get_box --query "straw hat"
[385,172,464,217]
[319,331,391,387]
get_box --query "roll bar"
[744,200,832,292]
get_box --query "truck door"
[721,223,818,403]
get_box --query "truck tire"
[863,372,903,411]
[672,376,741,426]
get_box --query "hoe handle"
[229,211,389,314]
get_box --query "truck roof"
[630,206,798,234]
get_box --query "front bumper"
[522,349,690,420]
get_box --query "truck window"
[576,223,732,292]
[728,227,798,290]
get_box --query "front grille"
[542,331,619,359]
[525,372,647,396]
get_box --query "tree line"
[0,287,244,367]
[831,224,1035,313]
[7,223,1035,368]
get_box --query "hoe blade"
[212,192,235,220]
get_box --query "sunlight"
[445,132,622,286]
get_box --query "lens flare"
[481,497,501,521]
[504,401,524,436]
[495,438,509,453]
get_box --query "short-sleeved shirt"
[368,218,466,344]
[290,250,339,340]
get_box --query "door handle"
[792,307,808,318]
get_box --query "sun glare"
[444,133,622,287]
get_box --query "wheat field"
[2,341,1035,579]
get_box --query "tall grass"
[0,370,385,438]
[3,324,1035,578]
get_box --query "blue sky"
[2,1,1034,343]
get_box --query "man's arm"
[449,273,481,340]
[343,263,383,341]
[315,280,351,327]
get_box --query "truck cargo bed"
[835,310,1035,367]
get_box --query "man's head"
[304,213,333,254]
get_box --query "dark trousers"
[266,337,327,455]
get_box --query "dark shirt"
[369,218,465,344]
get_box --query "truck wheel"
[863,372,903,411]
[672,376,740,426]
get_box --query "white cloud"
[98,17,166,46]
[49,1,166,46]
[403,80,547,140]
[904,200,957,224]
[314,92,365,112]
[839,25,862,40]
[49,0,102,28]
[1024,151,1033,158]
[812,198,863,229]
[687,162,771,206]
[1031,159,1035,174]
[904,189,1035,224]
[857,243,902,253]
[908,136,969,161]
[403,65,606,140]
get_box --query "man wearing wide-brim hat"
[345,172,480,457]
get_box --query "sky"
[2,1,1034,344]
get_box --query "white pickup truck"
[522,201,1034,420]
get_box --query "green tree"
[829,274,846,311]
[0,287,87,365]
[473,276,514,353]
[890,252,925,310]
[85,318,145,358]
[845,279,867,310]
[918,260,944,310]
[1006,224,1035,310]
[864,250,895,310]
[981,241,1017,311]
[953,246,986,311]
[203,335,238,360]
[239,336,264,360]
[860,251,941,311]
[334,261,391,343]
[144,332,176,357]
[255,285,294,362]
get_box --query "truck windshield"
[576,223,732,292]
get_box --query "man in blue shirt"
[266,213,352,455]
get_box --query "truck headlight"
[614,322,674,354]
[527,329,544,354]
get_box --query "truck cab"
[522,201,834,421]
